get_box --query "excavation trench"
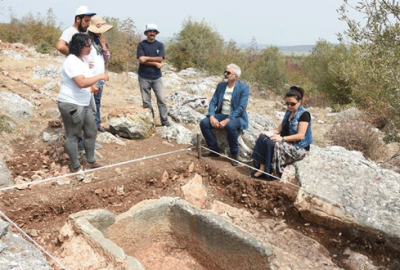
[1,150,399,269]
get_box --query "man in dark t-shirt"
[137,23,171,127]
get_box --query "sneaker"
[201,151,220,157]
[162,121,172,127]
[70,165,82,173]
[95,142,102,149]
[98,126,106,132]
[231,155,238,167]
[86,161,103,169]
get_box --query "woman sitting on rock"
[251,86,312,180]
[57,33,109,172]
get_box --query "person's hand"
[259,130,274,137]
[139,56,147,64]
[99,34,107,49]
[210,116,220,128]
[155,62,163,69]
[102,73,109,82]
[219,118,230,128]
[94,89,100,95]
[270,134,283,142]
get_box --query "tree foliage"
[0,8,61,54]
[338,0,400,139]
[166,18,287,93]
[103,17,140,73]
[166,18,226,74]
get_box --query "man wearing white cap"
[56,5,96,55]
[137,23,171,127]
[87,17,113,132]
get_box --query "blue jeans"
[138,76,169,125]
[251,135,276,174]
[200,114,241,155]
[94,85,103,129]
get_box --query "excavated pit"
[70,197,273,270]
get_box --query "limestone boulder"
[0,92,34,121]
[295,145,400,239]
[168,104,205,124]
[107,108,155,140]
[212,129,253,160]
[0,220,52,269]
[242,112,277,149]
[0,161,12,187]
[158,124,192,144]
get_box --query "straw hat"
[88,17,113,34]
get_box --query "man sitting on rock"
[200,63,249,166]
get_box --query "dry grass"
[327,117,385,161]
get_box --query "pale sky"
[0,0,365,46]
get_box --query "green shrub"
[103,17,140,73]
[166,18,226,74]
[304,41,354,105]
[251,46,286,93]
[0,9,61,53]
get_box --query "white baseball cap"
[75,5,96,16]
[144,23,160,34]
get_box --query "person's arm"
[138,56,163,68]
[72,73,109,88]
[98,35,111,62]
[274,121,309,142]
[206,85,222,128]
[56,40,69,56]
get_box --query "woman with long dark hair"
[58,33,109,172]
[251,86,313,180]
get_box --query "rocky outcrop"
[0,220,52,270]
[0,161,12,187]
[158,124,192,144]
[168,104,205,124]
[0,92,33,121]
[295,145,400,239]
[107,108,155,140]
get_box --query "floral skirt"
[273,142,307,176]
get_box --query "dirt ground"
[0,42,399,269]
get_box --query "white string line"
[0,210,69,270]
[0,147,195,193]
[200,146,400,232]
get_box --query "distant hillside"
[159,37,314,55]
[237,42,314,54]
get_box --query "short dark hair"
[75,15,84,24]
[285,85,304,101]
[69,33,90,57]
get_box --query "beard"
[78,22,88,33]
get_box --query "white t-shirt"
[87,44,105,76]
[59,26,79,43]
[58,55,92,106]
[221,84,235,115]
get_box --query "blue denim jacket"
[282,105,313,149]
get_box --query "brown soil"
[0,41,399,269]
[1,135,399,269]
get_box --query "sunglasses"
[285,101,298,107]
[224,70,234,75]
